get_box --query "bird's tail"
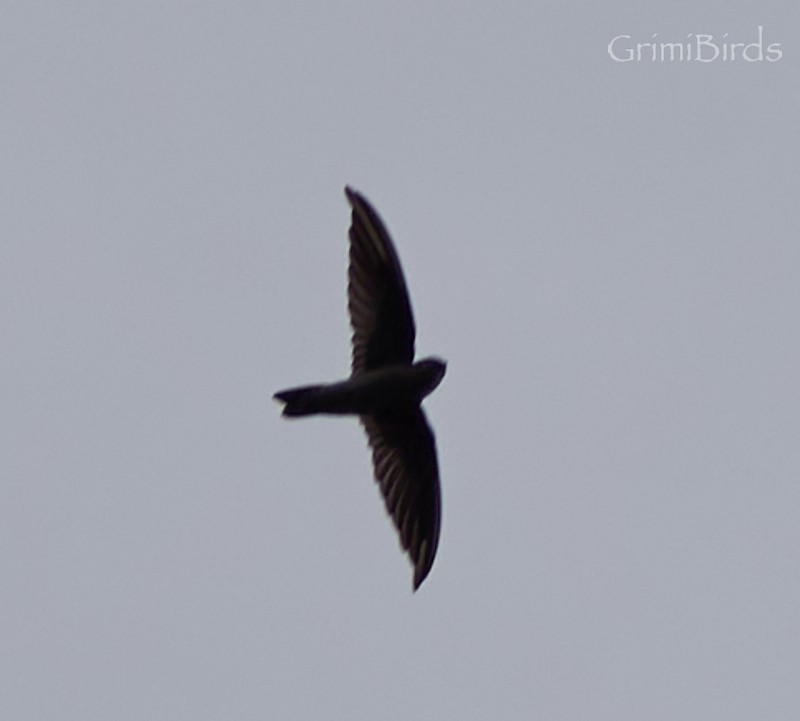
[273,385,329,417]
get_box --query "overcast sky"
[2,2,799,720]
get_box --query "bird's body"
[275,359,445,417]
[274,187,446,590]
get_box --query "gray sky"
[2,2,799,719]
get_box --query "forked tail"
[273,385,327,417]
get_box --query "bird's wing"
[361,407,441,590]
[346,187,415,375]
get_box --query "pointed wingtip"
[344,185,358,205]
[412,558,433,592]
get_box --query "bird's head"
[413,357,447,397]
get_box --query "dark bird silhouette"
[274,187,446,590]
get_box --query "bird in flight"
[274,187,446,590]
